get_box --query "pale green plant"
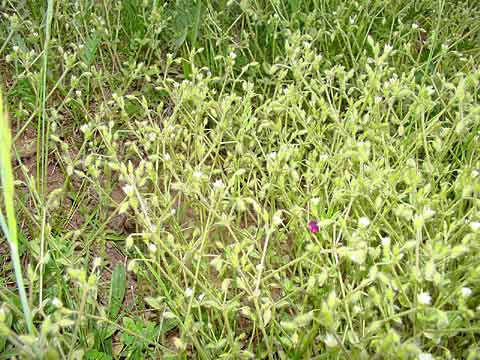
[0,0,479,358]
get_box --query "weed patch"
[0,1,479,359]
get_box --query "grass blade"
[0,90,33,334]
[109,263,126,319]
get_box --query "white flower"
[418,353,433,360]
[272,213,282,226]
[193,170,203,179]
[80,124,89,133]
[148,243,157,253]
[52,298,63,308]
[213,179,225,190]
[229,51,237,59]
[412,23,419,30]
[461,287,472,297]
[268,151,277,160]
[470,221,480,232]
[163,153,171,161]
[324,333,338,348]
[418,292,431,305]
[93,257,102,268]
[319,154,329,161]
[122,184,135,197]
[358,217,370,228]
[381,237,391,246]
[185,288,194,297]
[148,132,156,142]
[423,207,435,219]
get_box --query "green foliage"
[0,0,479,358]
[108,264,126,319]
[81,33,101,68]
[120,318,158,359]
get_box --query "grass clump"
[0,0,480,359]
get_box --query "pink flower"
[308,220,319,233]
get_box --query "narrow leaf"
[109,263,126,319]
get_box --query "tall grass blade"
[37,0,54,196]
[0,90,33,334]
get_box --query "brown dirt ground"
[12,125,139,312]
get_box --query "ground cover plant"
[0,0,480,358]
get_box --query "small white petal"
[122,184,135,196]
[461,287,472,297]
[418,292,431,305]
[272,214,282,226]
[213,179,225,189]
[381,237,391,246]
[52,298,63,308]
[423,207,435,219]
[324,333,338,348]
[93,257,102,268]
[418,353,433,360]
[470,221,480,232]
[358,217,370,228]
[148,243,157,253]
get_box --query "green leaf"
[158,318,179,335]
[109,263,126,319]
[81,33,100,67]
[84,350,113,360]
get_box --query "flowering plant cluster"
[0,0,479,358]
